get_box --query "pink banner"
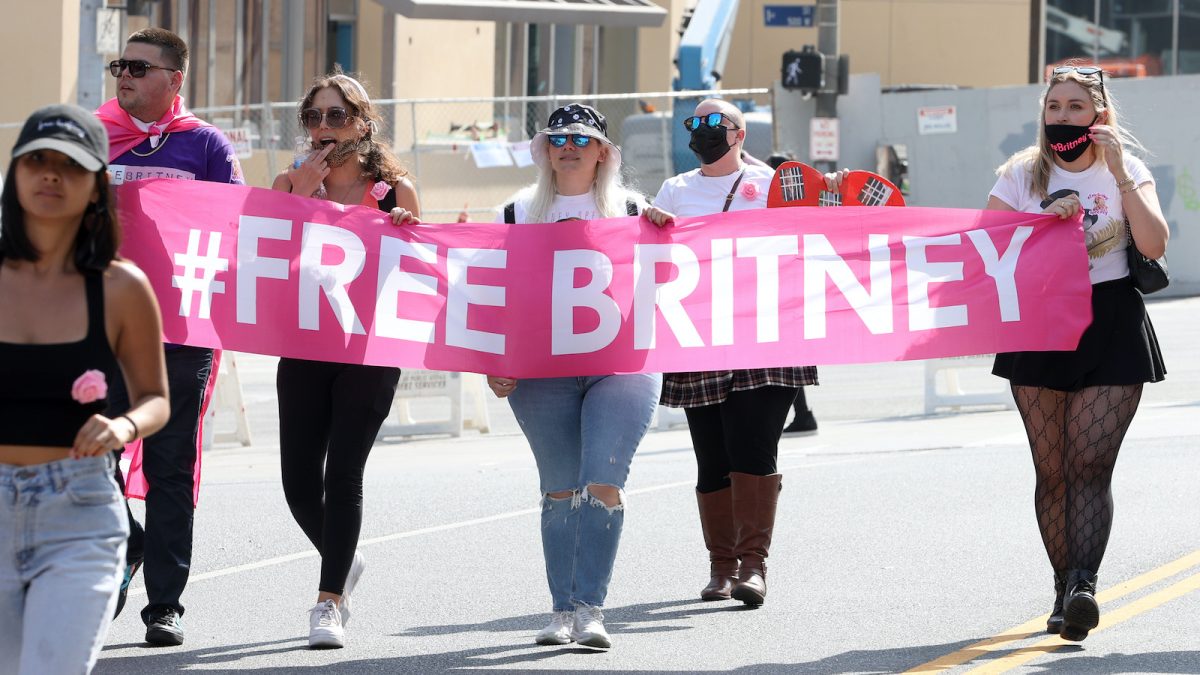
[115,180,1092,377]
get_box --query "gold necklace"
[128,133,171,157]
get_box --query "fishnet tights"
[1012,384,1143,575]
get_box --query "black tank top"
[0,260,121,448]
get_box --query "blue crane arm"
[673,0,741,90]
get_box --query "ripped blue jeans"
[507,374,661,611]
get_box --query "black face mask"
[1045,115,1098,162]
[689,126,734,165]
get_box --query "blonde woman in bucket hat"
[490,103,661,649]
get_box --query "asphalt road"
[95,295,1200,674]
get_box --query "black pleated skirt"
[993,277,1166,393]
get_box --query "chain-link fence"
[0,89,771,220]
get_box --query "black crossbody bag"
[1125,219,1169,294]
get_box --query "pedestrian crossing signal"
[782,47,824,92]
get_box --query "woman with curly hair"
[271,72,419,649]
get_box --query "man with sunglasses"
[95,27,243,648]
[644,99,844,608]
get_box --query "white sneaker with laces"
[535,610,575,645]
[308,599,345,649]
[571,604,611,649]
[340,552,365,627]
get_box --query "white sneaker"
[535,610,575,646]
[340,552,365,627]
[308,599,345,649]
[571,604,611,649]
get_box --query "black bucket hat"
[529,102,621,171]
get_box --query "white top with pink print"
[990,155,1154,285]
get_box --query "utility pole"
[814,0,839,172]
[78,0,107,110]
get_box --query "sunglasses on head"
[547,134,593,148]
[683,112,739,132]
[108,59,179,78]
[1051,65,1107,104]
[299,107,354,130]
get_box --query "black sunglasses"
[299,107,354,130]
[1051,65,1107,104]
[547,134,593,148]
[108,59,179,78]
[683,112,740,132]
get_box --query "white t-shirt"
[652,164,773,217]
[990,156,1153,284]
[495,190,648,224]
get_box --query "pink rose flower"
[370,181,391,201]
[741,181,759,200]
[71,370,108,405]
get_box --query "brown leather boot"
[729,472,782,607]
[697,487,739,600]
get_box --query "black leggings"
[1013,383,1142,575]
[277,358,401,595]
[684,385,798,493]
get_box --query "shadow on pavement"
[93,634,993,667]
[396,598,741,638]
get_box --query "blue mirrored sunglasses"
[683,112,739,131]
[548,134,592,148]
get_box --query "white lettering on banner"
[172,229,228,320]
[198,216,1035,356]
[710,239,735,346]
[633,244,703,350]
[965,226,1032,322]
[376,237,439,343]
[551,250,621,356]
[235,216,292,325]
[737,236,799,343]
[299,223,366,334]
[445,248,507,355]
[905,234,968,331]
[803,234,894,339]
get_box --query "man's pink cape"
[95,96,210,160]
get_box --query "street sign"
[810,117,838,162]
[764,5,815,28]
[917,105,958,135]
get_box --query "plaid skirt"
[661,366,818,409]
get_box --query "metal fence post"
[262,100,276,179]
[409,100,422,197]
[660,100,672,182]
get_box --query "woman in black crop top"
[270,73,419,650]
[0,105,168,673]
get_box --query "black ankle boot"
[1061,569,1099,641]
[1046,571,1066,634]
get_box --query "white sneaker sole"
[572,631,612,649]
[309,627,345,649]
[535,632,573,646]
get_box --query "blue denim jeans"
[507,374,661,611]
[0,455,128,675]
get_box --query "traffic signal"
[781,46,825,92]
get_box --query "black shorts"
[993,277,1166,392]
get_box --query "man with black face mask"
[644,99,844,607]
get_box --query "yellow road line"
[904,549,1200,672]
[965,568,1200,674]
